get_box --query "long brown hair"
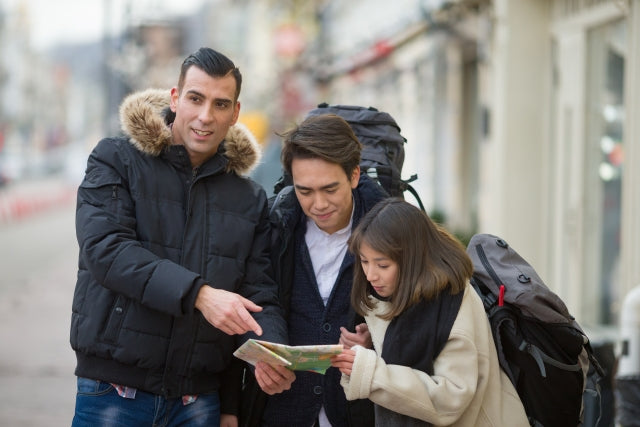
[349,198,473,320]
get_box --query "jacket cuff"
[184,278,207,314]
[343,345,377,400]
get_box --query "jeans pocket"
[76,377,114,396]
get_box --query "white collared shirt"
[305,205,354,427]
[305,208,354,306]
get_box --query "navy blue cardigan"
[238,175,386,427]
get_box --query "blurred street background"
[0,176,76,426]
[1,0,639,425]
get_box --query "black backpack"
[274,103,425,211]
[466,233,605,427]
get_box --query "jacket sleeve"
[230,188,287,426]
[341,329,481,425]
[237,186,288,345]
[76,139,201,317]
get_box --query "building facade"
[308,0,639,333]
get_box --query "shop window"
[585,19,626,325]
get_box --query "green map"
[234,339,343,374]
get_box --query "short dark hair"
[349,198,473,320]
[280,114,362,179]
[178,47,242,101]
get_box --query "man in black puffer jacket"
[238,114,388,427]
[70,47,290,426]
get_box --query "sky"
[1,0,205,51]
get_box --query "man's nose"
[312,193,329,209]
[198,104,214,123]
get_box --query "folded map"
[233,339,343,374]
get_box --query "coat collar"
[118,88,261,176]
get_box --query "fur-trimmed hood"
[118,88,261,175]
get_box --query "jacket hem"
[74,352,222,398]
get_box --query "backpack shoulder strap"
[405,182,426,212]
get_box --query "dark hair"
[178,47,242,101]
[349,198,473,320]
[279,114,362,179]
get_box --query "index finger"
[235,304,263,336]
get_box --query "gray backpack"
[466,233,604,427]
[273,103,426,211]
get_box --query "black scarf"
[380,287,463,375]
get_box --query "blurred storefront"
[300,0,639,337]
[547,0,635,330]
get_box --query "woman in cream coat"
[331,199,528,426]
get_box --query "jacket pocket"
[78,168,123,213]
[102,295,129,343]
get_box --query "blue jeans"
[72,377,220,427]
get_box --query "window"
[585,19,626,324]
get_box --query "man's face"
[170,66,240,167]
[291,157,360,234]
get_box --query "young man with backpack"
[239,113,387,426]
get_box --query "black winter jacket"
[70,89,286,401]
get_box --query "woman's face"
[358,242,399,298]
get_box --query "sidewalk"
[0,175,77,224]
[0,200,78,426]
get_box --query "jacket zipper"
[475,244,504,289]
[185,167,199,219]
[180,166,200,266]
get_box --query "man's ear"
[350,165,361,189]
[170,87,179,112]
[231,101,241,125]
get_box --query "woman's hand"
[331,348,356,376]
[339,323,372,349]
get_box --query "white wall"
[481,0,551,272]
